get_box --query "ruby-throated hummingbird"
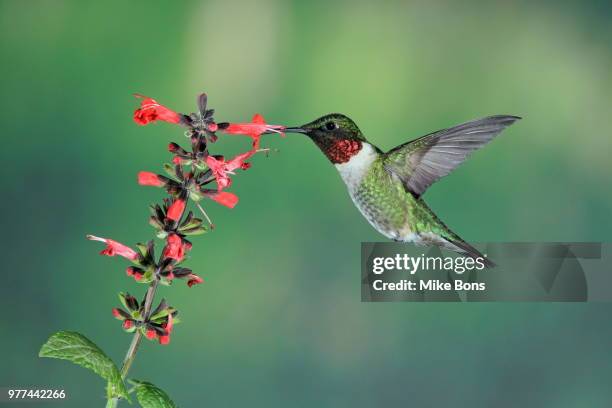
[283,114,520,266]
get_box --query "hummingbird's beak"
[283,126,307,134]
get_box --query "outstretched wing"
[383,115,520,196]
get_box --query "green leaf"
[179,215,202,230]
[136,242,148,258]
[179,211,195,227]
[180,226,207,236]
[39,331,129,401]
[130,380,177,408]
[150,307,176,323]
[149,215,164,230]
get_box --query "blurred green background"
[2,0,612,406]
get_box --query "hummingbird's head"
[284,113,367,164]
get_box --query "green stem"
[105,396,118,408]
[106,279,160,408]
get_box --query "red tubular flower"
[87,235,138,261]
[205,157,231,190]
[187,273,204,288]
[133,94,181,126]
[163,233,190,262]
[204,191,238,208]
[166,199,186,221]
[222,114,284,148]
[138,171,164,187]
[123,320,134,330]
[205,149,256,191]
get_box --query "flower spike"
[99,94,287,376]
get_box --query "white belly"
[334,143,378,191]
[334,143,406,239]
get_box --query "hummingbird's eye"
[323,121,338,131]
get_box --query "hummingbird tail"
[447,238,496,268]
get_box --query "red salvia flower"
[133,94,182,126]
[166,199,186,222]
[87,235,139,261]
[203,191,239,208]
[222,114,284,148]
[163,233,190,262]
[138,171,164,187]
[205,149,256,191]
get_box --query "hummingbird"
[283,114,521,266]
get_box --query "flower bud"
[166,199,186,222]
[138,171,165,187]
[145,328,157,340]
[119,292,140,312]
[187,273,204,288]
[112,308,129,320]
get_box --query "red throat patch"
[324,139,363,164]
